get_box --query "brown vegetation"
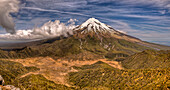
[7,57,122,86]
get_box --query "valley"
[0,52,169,89]
[6,57,123,86]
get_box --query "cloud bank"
[0,0,20,34]
[0,19,76,40]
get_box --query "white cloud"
[120,14,169,20]
[118,0,170,8]
[0,19,77,40]
[0,0,20,34]
[22,7,90,17]
[159,10,166,14]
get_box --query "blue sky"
[0,0,170,46]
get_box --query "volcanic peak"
[74,18,114,34]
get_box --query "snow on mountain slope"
[74,18,116,34]
[73,18,142,43]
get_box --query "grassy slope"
[0,59,39,85]
[69,61,170,89]
[0,36,152,60]
[0,59,73,90]
[15,74,74,90]
[0,46,169,89]
[0,37,82,59]
[122,50,170,69]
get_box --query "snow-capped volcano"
[73,18,141,43]
[74,18,116,34]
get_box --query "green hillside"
[0,59,73,90]
[0,50,170,89]
[0,35,152,60]
[14,74,74,90]
[122,50,170,69]
[0,59,39,85]
[69,61,170,89]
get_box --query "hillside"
[0,59,39,85]
[69,61,170,89]
[0,50,169,89]
[0,36,152,59]
[1,57,169,89]
[0,59,74,90]
[122,50,170,69]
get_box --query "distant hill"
[122,50,170,69]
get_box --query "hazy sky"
[0,0,170,46]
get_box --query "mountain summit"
[74,18,114,34]
[73,18,141,43]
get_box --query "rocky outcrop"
[0,75,20,90]
[0,75,4,86]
